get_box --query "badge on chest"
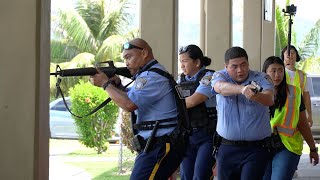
[175,82,196,99]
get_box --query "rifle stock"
[50,61,132,78]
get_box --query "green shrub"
[69,81,118,154]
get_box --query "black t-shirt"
[300,94,306,112]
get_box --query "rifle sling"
[56,79,133,118]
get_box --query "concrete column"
[243,0,262,71]
[200,0,206,51]
[204,0,232,70]
[0,0,50,179]
[140,0,178,76]
[243,0,275,71]
[261,0,275,66]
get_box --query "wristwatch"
[310,147,318,153]
[102,81,112,90]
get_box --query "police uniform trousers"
[130,140,184,180]
[180,127,214,180]
[217,142,271,180]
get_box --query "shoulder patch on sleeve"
[200,75,212,86]
[212,72,224,79]
[135,77,147,90]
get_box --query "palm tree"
[52,0,134,63]
[50,0,139,99]
[297,19,320,60]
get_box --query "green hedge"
[69,81,118,154]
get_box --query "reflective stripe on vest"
[271,85,301,136]
[286,70,305,91]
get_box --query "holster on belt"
[132,135,145,153]
[264,133,285,153]
[212,132,222,157]
[168,128,189,155]
[132,121,160,153]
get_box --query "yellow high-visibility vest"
[271,85,303,155]
[286,69,306,91]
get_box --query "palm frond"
[95,35,127,62]
[68,52,96,68]
[275,6,288,56]
[57,8,97,53]
[76,0,106,39]
[297,57,320,73]
[51,40,81,63]
[298,19,320,60]
[97,0,131,41]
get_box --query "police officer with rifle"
[90,38,190,180]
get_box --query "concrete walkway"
[49,143,124,180]
[293,154,320,180]
[49,156,92,180]
[49,142,92,180]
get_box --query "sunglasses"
[122,43,143,51]
[179,45,190,54]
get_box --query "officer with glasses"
[177,44,217,180]
[90,38,188,180]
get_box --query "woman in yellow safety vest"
[262,56,319,180]
[281,45,313,127]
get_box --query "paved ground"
[49,157,92,180]
[293,154,320,180]
[50,154,320,180]
[49,144,92,180]
[49,143,320,180]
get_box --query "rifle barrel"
[50,66,132,78]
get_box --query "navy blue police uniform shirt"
[176,66,216,108]
[127,59,178,139]
[211,69,274,141]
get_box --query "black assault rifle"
[50,61,132,78]
[50,61,133,118]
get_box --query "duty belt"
[221,137,266,146]
[133,118,177,130]
[133,135,170,153]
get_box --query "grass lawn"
[67,161,132,180]
[50,139,318,179]
[50,139,135,179]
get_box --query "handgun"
[250,81,263,94]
